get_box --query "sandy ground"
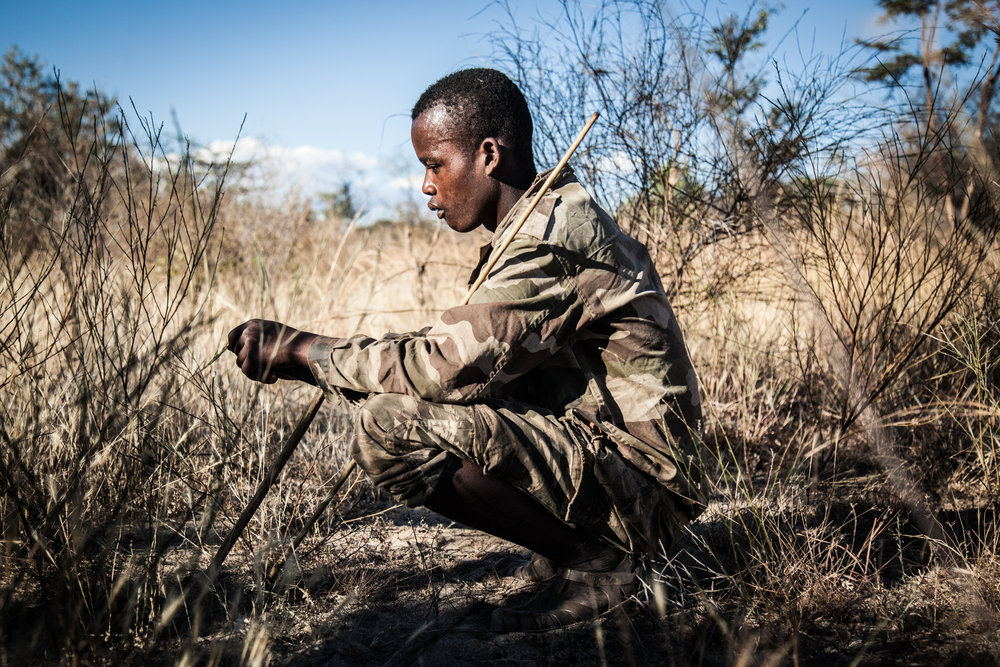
[189,504,692,666]
[175,491,1000,667]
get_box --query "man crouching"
[227,68,705,632]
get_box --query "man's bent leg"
[425,459,621,571]
[353,393,619,569]
[353,393,636,631]
[427,459,638,633]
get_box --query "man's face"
[411,108,498,233]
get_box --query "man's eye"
[429,165,440,174]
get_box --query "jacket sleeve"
[306,236,594,403]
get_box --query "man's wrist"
[293,332,319,368]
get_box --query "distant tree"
[0,46,117,187]
[0,47,118,250]
[857,0,1000,138]
[706,6,772,120]
[318,182,356,221]
[856,0,1000,230]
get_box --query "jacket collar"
[491,166,576,245]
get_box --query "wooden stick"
[209,391,325,574]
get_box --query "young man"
[227,68,704,632]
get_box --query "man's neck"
[488,168,537,232]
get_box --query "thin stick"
[209,391,325,574]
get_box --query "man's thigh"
[352,393,586,516]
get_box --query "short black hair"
[412,68,534,167]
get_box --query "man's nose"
[422,173,436,196]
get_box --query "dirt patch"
[144,489,995,666]
[162,504,691,665]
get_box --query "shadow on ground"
[257,490,1000,666]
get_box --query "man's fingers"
[237,344,277,384]
[241,354,265,381]
[227,322,248,352]
[227,318,298,385]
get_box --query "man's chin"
[446,218,479,233]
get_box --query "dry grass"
[3,58,1000,667]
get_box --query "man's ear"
[479,137,503,176]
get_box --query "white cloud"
[155,137,433,223]
[389,173,423,191]
[198,137,378,186]
[595,150,634,177]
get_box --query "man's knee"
[351,392,463,507]
[355,393,409,444]
[352,392,415,473]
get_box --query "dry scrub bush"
[0,80,243,658]
[645,125,1000,664]
[0,78,356,661]
[0,65,487,660]
[496,0,1000,660]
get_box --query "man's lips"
[429,202,445,219]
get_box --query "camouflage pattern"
[352,392,687,554]
[308,168,705,552]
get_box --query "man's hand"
[227,319,319,385]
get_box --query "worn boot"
[508,552,559,583]
[491,555,635,633]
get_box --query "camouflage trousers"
[351,393,688,556]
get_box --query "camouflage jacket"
[308,169,705,513]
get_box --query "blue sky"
[4,0,886,218]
